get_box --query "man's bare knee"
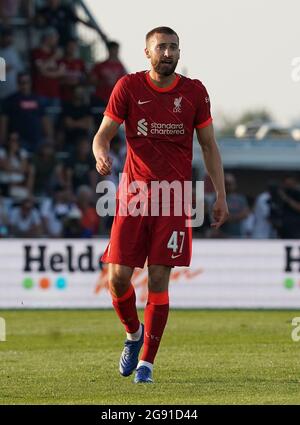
[108,264,134,297]
[148,265,171,292]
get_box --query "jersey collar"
[145,71,180,92]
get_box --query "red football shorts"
[101,199,192,268]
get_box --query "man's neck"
[108,55,119,62]
[148,70,176,88]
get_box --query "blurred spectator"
[77,185,100,237]
[31,142,65,197]
[0,187,9,237]
[278,175,300,239]
[0,131,33,201]
[31,27,65,118]
[90,41,127,106]
[241,196,255,238]
[61,85,93,150]
[0,0,21,20]
[214,173,249,238]
[252,184,278,239]
[40,183,75,237]
[64,137,98,193]
[59,38,86,103]
[0,72,53,150]
[0,26,23,100]
[9,196,42,237]
[36,0,94,47]
[63,204,84,238]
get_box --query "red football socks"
[111,283,140,334]
[140,290,169,364]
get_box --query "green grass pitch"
[0,310,300,404]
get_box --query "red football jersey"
[59,58,86,101]
[31,48,61,98]
[91,59,127,103]
[104,71,212,195]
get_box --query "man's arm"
[92,116,120,175]
[196,123,229,228]
[279,189,300,213]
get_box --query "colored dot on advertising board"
[39,278,50,289]
[56,277,67,290]
[284,278,294,289]
[23,278,34,289]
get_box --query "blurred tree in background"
[218,109,273,137]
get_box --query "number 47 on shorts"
[167,231,185,258]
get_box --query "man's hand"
[95,153,113,175]
[211,197,229,228]
[92,116,120,176]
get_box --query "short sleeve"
[193,81,213,129]
[104,76,129,124]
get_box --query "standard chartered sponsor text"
[150,122,185,135]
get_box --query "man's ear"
[144,47,151,59]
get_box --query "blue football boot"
[134,366,153,383]
[119,324,144,377]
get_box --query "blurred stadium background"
[0,0,300,405]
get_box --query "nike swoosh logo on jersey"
[138,100,152,105]
[171,254,182,259]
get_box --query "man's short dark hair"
[146,26,179,45]
[107,41,119,50]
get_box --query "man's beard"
[153,59,178,76]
